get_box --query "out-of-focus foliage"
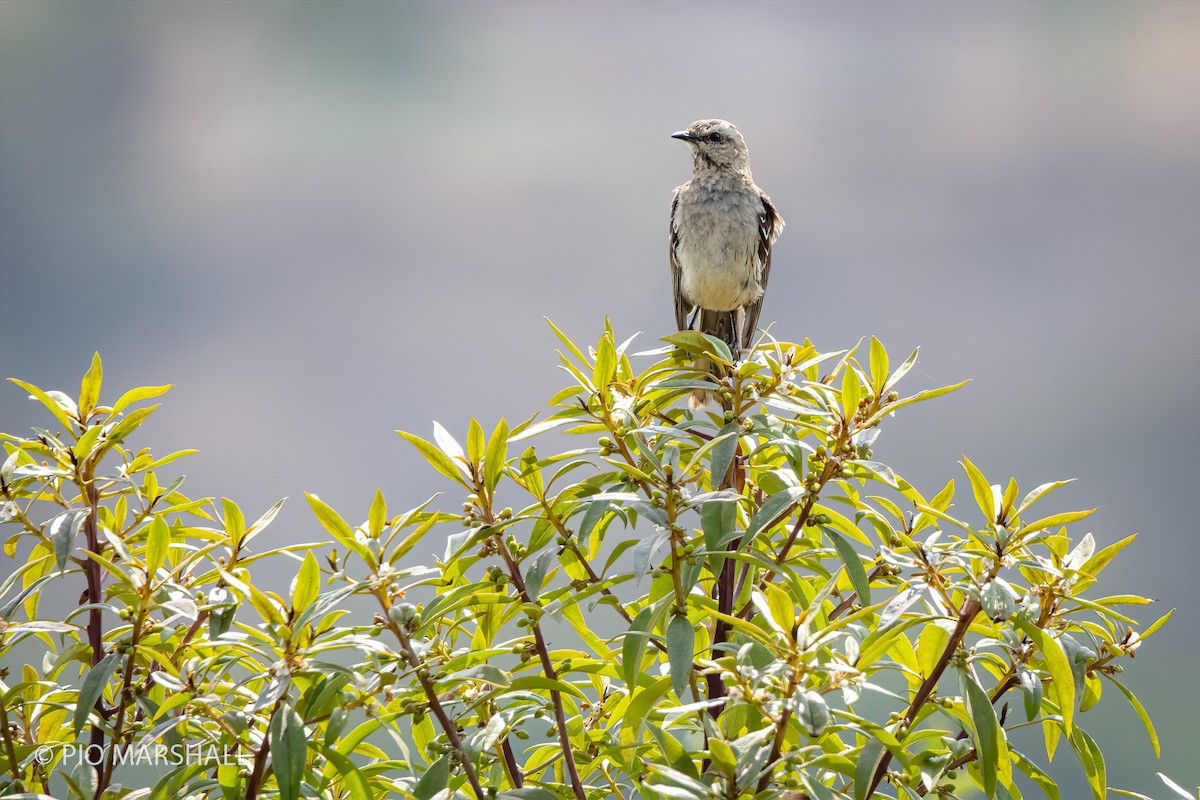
[0,326,1182,800]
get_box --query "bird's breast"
[674,187,764,311]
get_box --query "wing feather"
[669,188,691,331]
[740,191,784,349]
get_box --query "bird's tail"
[688,308,738,410]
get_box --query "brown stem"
[755,652,803,793]
[499,737,523,788]
[244,697,281,800]
[99,606,148,789]
[706,396,743,717]
[865,596,981,797]
[391,622,485,799]
[0,701,21,782]
[494,541,587,800]
[77,465,109,790]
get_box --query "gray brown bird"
[669,119,784,408]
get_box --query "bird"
[669,119,784,408]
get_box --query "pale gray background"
[1,1,1196,796]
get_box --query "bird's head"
[672,119,750,172]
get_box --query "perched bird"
[669,119,784,408]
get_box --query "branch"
[244,697,281,800]
[865,596,981,797]
[494,538,588,800]
[390,619,485,799]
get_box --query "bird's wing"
[669,188,691,331]
[740,191,784,350]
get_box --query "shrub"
[0,322,1176,799]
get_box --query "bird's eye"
[708,132,723,143]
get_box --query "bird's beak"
[671,131,695,142]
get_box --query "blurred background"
[1,1,1195,795]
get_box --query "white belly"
[678,242,762,311]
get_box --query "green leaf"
[744,486,805,542]
[243,497,286,549]
[840,363,863,422]
[917,621,951,680]
[793,689,830,737]
[509,675,586,700]
[9,378,77,432]
[500,790,562,800]
[701,495,737,573]
[666,613,694,700]
[961,455,995,523]
[48,509,87,571]
[1019,668,1044,722]
[866,380,970,425]
[306,494,374,564]
[466,417,485,467]
[110,384,172,417]
[709,422,740,487]
[868,337,889,393]
[516,446,544,499]
[269,701,307,800]
[73,653,121,735]
[145,514,169,573]
[397,430,470,488]
[1077,532,1136,580]
[1018,620,1074,734]
[882,346,919,395]
[367,489,386,538]
[824,527,870,606]
[222,498,245,546]
[524,549,556,602]
[1016,479,1075,516]
[292,551,320,613]
[74,423,105,462]
[662,330,733,365]
[619,676,673,770]
[316,745,371,800]
[1140,607,1175,640]
[78,352,103,421]
[852,459,898,488]
[1013,750,1059,800]
[622,607,655,689]
[1021,508,1097,536]
[483,418,509,495]
[1068,726,1106,800]
[1104,675,1160,757]
[246,582,285,626]
[853,736,887,800]
[544,317,589,368]
[708,738,737,778]
[761,583,794,634]
[594,332,617,386]
[646,722,699,780]
[961,666,1000,797]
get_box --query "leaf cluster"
[0,328,1180,800]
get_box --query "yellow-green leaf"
[397,430,470,488]
[146,514,169,573]
[666,613,695,700]
[961,455,995,523]
[1019,620,1075,734]
[868,336,888,393]
[483,418,509,495]
[78,352,103,421]
[292,551,320,613]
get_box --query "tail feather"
[688,309,738,409]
